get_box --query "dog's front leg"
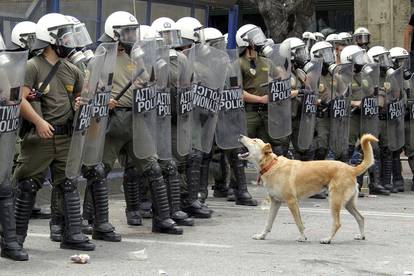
[252,198,281,240]
[286,199,307,242]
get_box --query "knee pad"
[163,160,178,177]
[145,162,163,179]
[124,166,139,182]
[82,164,106,183]
[62,178,78,194]
[17,179,39,194]
[0,185,13,199]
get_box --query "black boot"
[162,161,194,226]
[212,151,229,198]
[0,186,28,261]
[229,148,257,206]
[408,156,414,191]
[183,150,212,218]
[49,186,64,242]
[123,167,142,225]
[392,151,405,192]
[368,158,391,195]
[147,163,183,235]
[15,179,38,245]
[138,177,152,219]
[381,147,397,193]
[83,165,121,242]
[60,179,95,251]
[226,187,236,202]
[199,151,212,203]
[81,185,94,234]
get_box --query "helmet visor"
[294,46,309,62]
[354,33,370,44]
[194,26,205,43]
[241,27,267,47]
[56,26,77,48]
[0,34,5,50]
[74,23,92,47]
[115,25,140,44]
[317,47,335,64]
[207,37,226,51]
[20,32,37,50]
[375,53,393,68]
[160,29,182,48]
[353,50,369,65]
[394,57,409,70]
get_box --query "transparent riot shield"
[267,43,292,139]
[297,58,322,150]
[65,46,106,178]
[155,44,172,160]
[0,50,28,185]
[131,39,158,159]
[176,46,194,157]
[192,43,229,153]
[215,48,247,149]
[408,73,414,149]
[360,63,380,137]
[83,41,118,167]
[329,63,353,156]
[385,67,405,151]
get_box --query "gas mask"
[115,25,139,56]
[354,34,370,50]
[241,27,272,57]
[313,48,335,75]
[51,26,77,58]
[292,46,310,69]
[257,38,274,58]
[352,51,369,73]
[53,44,76,58]
[392,57,411,80]
[373,54,394,77]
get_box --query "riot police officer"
[13,13,95,250]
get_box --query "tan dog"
[238,134,378,244]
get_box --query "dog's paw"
[296,236,307,242]
[354,234,366,240]
[319,238,331,244]
[252,233,266,240]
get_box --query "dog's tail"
[352,134,378,176]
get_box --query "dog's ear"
[263,143,273,155]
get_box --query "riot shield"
[385,67,405,151]
[329,63,353,156]
[0,50,27,186]
[65,45,106,178]
[176,46,195,157]
[191,43,229,153]
[131,39,158,159]
[360,63,380,137]
[408,73,414,149]
[155,44,172,160]
[297,58,322,150]
[83,41,118,167]
[215,48,247,150]
[267,43,292,139]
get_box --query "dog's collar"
[260,157,278,176]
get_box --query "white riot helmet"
[302,31,316,51]
[326,33,343,47]
[310,41,335,64]
[65,15,92,48]
[0,33,5,51]
[389,47,410,70]
[340,45,368,65]
[314,32,325,42]
[236,24,268,53]
[367,46,392,67]
[338,32,352,45]
[176,17,204,45]
[103,11,139,45]
[11,21,37,50]
[35,13,77,58]
[282,37,308,66]
[140,25,160,40]
[353,27,371,49]
[151,17,182,48]
[204,27,225,50]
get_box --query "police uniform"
[102,50,182,233]
[314,74,332,160]
[240,54,290,156]
[14,55,95,250]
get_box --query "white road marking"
[27,233,233,249]
[210,205,414,218]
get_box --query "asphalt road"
[1,184,414,276]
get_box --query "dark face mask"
[120,42,134,56]
[52,44,76,58]
[354,64,364,73]
[322,63,330,76]
[380,66,390,78]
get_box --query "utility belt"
[51,123,72,135]
[245,103,267,112]
[379,111,387,121]
[316,107,329,118]
[114,107,132,111]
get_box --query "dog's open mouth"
[238,151,250,160]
